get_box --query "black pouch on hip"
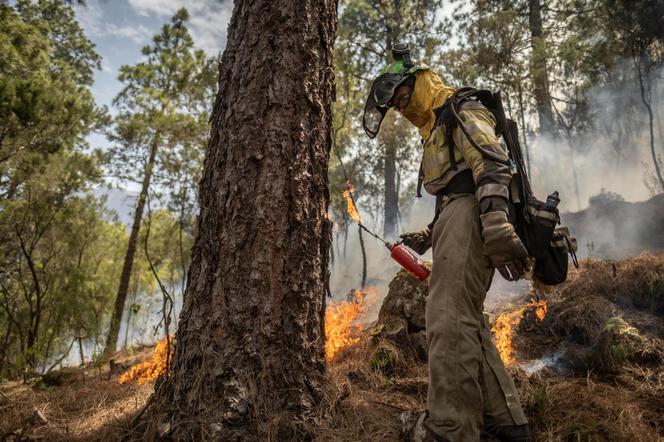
[534,226,578,285]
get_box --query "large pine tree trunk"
[144,1,336,439]
[104,139,159,358]
[528,0,555,136]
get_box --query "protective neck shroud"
[401,70,455,140]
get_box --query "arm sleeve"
[451,105,512,212]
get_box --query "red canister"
[387,243,431,281]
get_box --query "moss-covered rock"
[371,269,428,364]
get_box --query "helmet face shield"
[362,105,387,139]
[362,73,404,139]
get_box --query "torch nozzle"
[358,223,387,245]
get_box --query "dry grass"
[521,374,663,441]
[312,337,428,441]
[0,379,152,441]
[511,253,664,441]
[2,253,664,441]
[0,346,154,441]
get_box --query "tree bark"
[384,141,398,239]
[104,138,159,358]
[144,1,336,439]
[528,0,555,136]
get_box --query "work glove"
[399,228,432,255]
[480,210,530,281]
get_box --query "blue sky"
[73,0,231,156]
[75,0,231,109]
[69,0,232,193]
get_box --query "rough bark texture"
[105,140,159,358]
[145,1,337,440]
[528,0,555,136]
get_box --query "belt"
[428,169,477,230]
[435,169,476,208]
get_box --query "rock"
[372,269,428,363]
[378,269,428,330]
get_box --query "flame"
[119,338,173,384]
[325,288,379,360]
[491,299,547,366]
[530,298,548,321]
[342,179,363,224]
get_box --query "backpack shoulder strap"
[416,139,425,198]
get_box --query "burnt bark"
[145,1,337,440]
[528,0,555,136]
[104,138,159,358]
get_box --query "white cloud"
[75,1,152,44]
[105,23,152,44]
[128,0,232,54]
[74,1,104,37]
[100,58,114,74]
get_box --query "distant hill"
[562,193,664,258]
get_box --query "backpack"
[427,87,578,285]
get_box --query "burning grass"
[492,299,547,365]
[3,253,664,441]
[119,338,172,384]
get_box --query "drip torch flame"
[342,179,363,224]
[491,299,547,366]
[324,288,380,361]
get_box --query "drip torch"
[358,224,431,281]
[338,169,430,281]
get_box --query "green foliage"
[139,208,194,296]
[108,7,214,262]
[102,10,215,355]
[0,0,107,191]
[0,0,114,379]
[109,7,215,194]
[332,0,444,236]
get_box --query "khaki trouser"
[426,194,527,441]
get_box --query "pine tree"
[142,0,337,439]
[104,9,215,358]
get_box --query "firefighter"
[362,44,532,442]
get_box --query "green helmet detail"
[380,59,429,77]
[362,44,429,139]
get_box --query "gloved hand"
[480,211,530,281]
[399,228,432,255]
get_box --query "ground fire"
[491,298,548,366]
[325,288,380,360]
[119,338,173,384]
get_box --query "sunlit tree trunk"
[144,1,337,439]
[104,138,159,358]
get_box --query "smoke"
[330,63,664,312]
[530,64,664,212]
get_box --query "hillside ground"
[2,254,663,441]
